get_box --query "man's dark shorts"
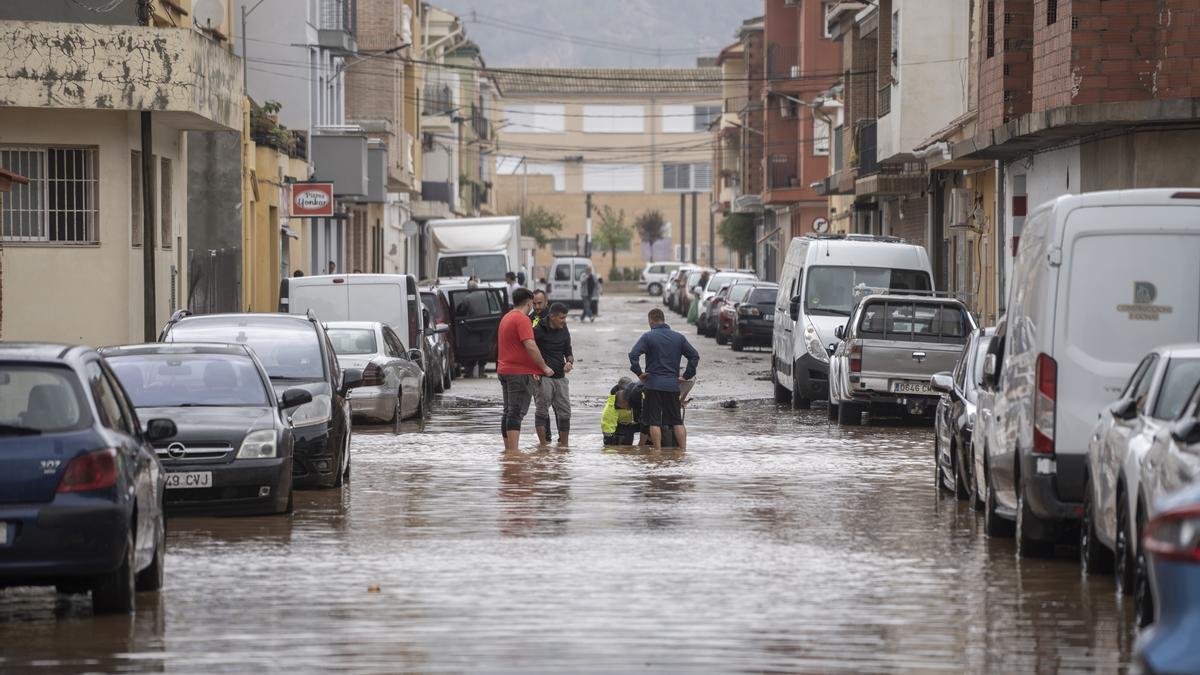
[642,388,683,427]
[499,374,537,434]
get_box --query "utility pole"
[679,193,686,262]
[584,192,593,257]
[709,204,715,267]
[690,192,698,264]
[141,112,157,341]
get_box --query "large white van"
[282,274,422,350]
[986,189,1200,555]
[771,235,933,408]
[547,257,593,308]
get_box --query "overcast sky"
[430,0,762,68]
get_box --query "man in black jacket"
[534,302,573,445]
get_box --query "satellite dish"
[193,0,227,30]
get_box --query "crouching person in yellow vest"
[602,377,644,446]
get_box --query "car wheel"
[1080,482,1114,575]
[1115,492,1135,594]
[934,433,947,493]
[716,330,728,346]
[1133,514,1154,628]
[837,401,861,425]
[984,456,1015,538]
[92,528,135,614]
[1016,475,1053,558]
[968,447,984,511]
[772,366,791,404]
[332,440,347,488]
[953,441,970,501]
[420,383,431,418]
[134,510,165,592]
[648,283,662,296]
[732,334,745,352]
[284,487,294,515]
[442,362,452,391]
[827,401,839,421]
[434,367,445,393]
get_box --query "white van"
[282,274,422,350]
[986,189,1200,554]
[548,257,593,308]
[771,235,933,408]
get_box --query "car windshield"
[1153,358,1200,420]
[729,285,753,303]
[451,289,502,318]
[750,287,778,304]
[108,354,270,408]
[859,302,970,343]
[707,273,752,292]
[437,254,508,282]
[970,336,993,389]
[166,318,324,381]
[805,266,932,316]
[327,328,379,356]
[421,293,447,324]
[0,364,90,434]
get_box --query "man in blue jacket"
[628,308,700,450]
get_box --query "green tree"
[719,213,756,267]
[593,205,633,277]
[634,209,667,262]
[521,204,565,248]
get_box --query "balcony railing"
[319,0,356,32]
[423,85,454,116]
[768,153,798,190]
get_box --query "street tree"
[634,209,666,262]
[594,205,633,277]
[521,204,565,248]
[719,213,756,268]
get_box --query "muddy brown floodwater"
[1,296,1135,673]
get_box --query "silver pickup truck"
[828,294,976,425]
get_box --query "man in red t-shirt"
[497,287,555,450]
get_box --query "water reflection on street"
[0,304,1136,672]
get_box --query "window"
[495,155,565,191]
[131,151,142,247]
[0,364,89,433]
[503,104,565,133]
[326,328,379,356]
[986,0,996,58]
[108,354,271,408]
[1153,358,1200,420]
[0,146,98,244]
[662,104,720,133]
[582,163,644,192]
[1047,0,1058,25]
[859,302,970,344]
[582,105,644,133]
[166,318,325,381]
[693,105,721,131]
[86,361,130,434]
[1130,355,1160,413]
[805,266,932,317]
[662,163,712,191]
[160,157,172,249]
[813,117,831,156]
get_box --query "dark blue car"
[1135,481,1200,675]
[0,344,176,614]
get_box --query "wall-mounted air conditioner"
[949,188,976,228]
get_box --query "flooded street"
[0,296,1135,673]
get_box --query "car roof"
[325,321,384,331]
[101,343,253,357]
[859,293,968,306]
[0,343,91,361]
[175,312,314,326]
[1154,343,1200,359]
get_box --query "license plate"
[165,471,212,490]
[892,380,932,394]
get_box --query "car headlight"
[805,320,829,363]
[290,394,332,428]
[237,429,278,459]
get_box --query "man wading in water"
[628,308,699,450]
[497,288,555,451]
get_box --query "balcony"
[0,21,242,131]
[422,181,453,205]
[767,153,798,190]
[855,162,926,197]
[318,0,358,53]
[422,85,455,118]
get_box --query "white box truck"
[428,216,521,283]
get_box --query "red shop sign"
[290,183,335,218]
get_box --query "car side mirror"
[407,348,424,364]
[435,323,450,335]
[788,295,800,322]
[930,372,955,394]
[340,368,364,393]
[145,418,177,442]
[1110,397,1138,421]
[280,388,313,409]
[1170,418,1200,445]
[981,353,998,387]
[834,325,845,340]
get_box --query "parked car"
[160,311,362,489]
[697,283,732,337]
[420,287,455,391]
[548,257,593,308]
[988,189,1200,558]
[0,343,176,614]
[663,265,699,312]
[772,234,933,409]
[932,327,994,502]
[1129,369,1200,628]
[676,268,715,317]
[1133,482,1200,674]
[440,280,507,377]
[828,294,975,425]
[974,317,1014,537]
[700,270,758,310]
[719,282,779,351]
[103,343,305,516]
[326,321,428,422]
[641,261,684,296]
[1082,345,1200,603]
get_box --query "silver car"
[1082,344,1200,597]
[326,321,428,423]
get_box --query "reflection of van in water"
[771,235,933,409]
[985,189,1200,554]
[281,274,422,350]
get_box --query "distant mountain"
[430,0,762,68]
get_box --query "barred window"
[1047,0,1058,25]
[1,147,98,244]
